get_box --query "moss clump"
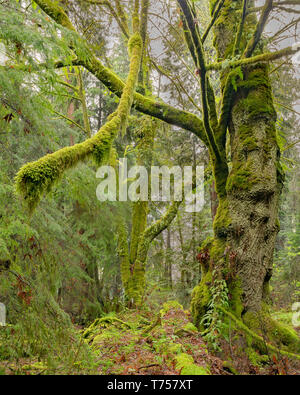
[199,236,214,252]
[237,65,276,122]
[191,271,212,329]
[245,347,269,367]
[226,159,261,194]
[227,279,243,318]
[175,353,210,375]
[160,301,183,317]
[128,32,143,56]
[169,343,182,354]
[213,199,232,238]
[183,323,198,333]
[243,307,300,354]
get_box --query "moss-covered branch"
[126,200,182,305]
[15,115,119,211]
[137,200,182,264]
[207,46,299,71]
[33,0,207,144]
[232,0,248,56]
[16,22,143,211]
[117,218,130,293]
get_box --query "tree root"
[219,307,300,361]
[97,316,133,329]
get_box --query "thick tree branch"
[136,200,182,265]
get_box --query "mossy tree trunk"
[191,0,285,333]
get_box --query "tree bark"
[191,0,286,336]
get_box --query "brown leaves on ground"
[88,306,227,375]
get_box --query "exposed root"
[219,307,300,361]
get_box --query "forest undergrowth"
[1,299,299,375]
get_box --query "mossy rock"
[160,301,183,317]
[183,323,198,333]
[175,353,210,375]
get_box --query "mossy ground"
[1,303,299,375]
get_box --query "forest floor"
[81,302,300,376]
[1,301,300,375]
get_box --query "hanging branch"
[114,0,130,35]
[16,2,144,211]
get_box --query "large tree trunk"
[190,1,299,351]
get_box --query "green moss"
[169,343,182,354]
[183,323,198,333]
[228,279,243,318]
[226,160,261,194]
[34,0,75,31]
[92,329,121,347]
[16,27,143,212]
[160,301,184,317]
[191,271,212,329]
[117,219,130,292]
[199,236,214,252]
[128,33,143,56]
[175,353,210,375]
[237,66,276,121]
[16,115,120,212]
[243,306,300,354]
[246,347,269,366]
[213,199,232,238]
[181,364,210,375]
[222,361,239,375]
[22,362,47,371]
